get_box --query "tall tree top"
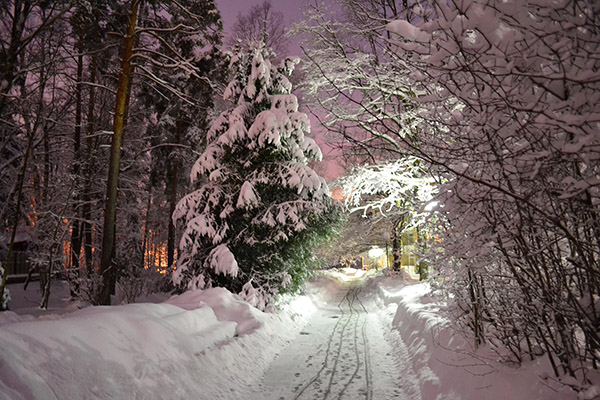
[227,1,288,56]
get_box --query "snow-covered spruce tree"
[173,44,341,310]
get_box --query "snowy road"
[249,279,419,400]
[0,275,577,400]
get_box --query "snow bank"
[0,273,586,399]
[381,282,577,400]
[0,286,318,400]
[166,287,262,336]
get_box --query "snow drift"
[0,287,315,400]
[376,280,581,400]
[0,273,594,400]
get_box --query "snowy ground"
[0,269,592,399]
[248,277,419,400]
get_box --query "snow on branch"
[236,181,261,209]
[340,157,438,225]
[207,244,239,277]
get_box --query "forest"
[1,0,599,389]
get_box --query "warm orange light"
[145,244,168,269]
[63,239,72,270]
[28,198,38,226]
[143,227,173,272]
[329,186,348,202]
[60,222,176,273]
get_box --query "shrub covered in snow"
[297,0,600,386]
[0,263,9,311]
[173,43,341,310]
[387,0,600,383]
[0,286,9,312]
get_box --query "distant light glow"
[340,268,367,281]
[368,247,385,258]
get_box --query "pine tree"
[173,44,340,310]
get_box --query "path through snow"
[248,278,421,400]
[0,271,582,399]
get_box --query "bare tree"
[339,157,437,271]
[292,0,425,165]
[0,0,73,306]
[228,1,288,56]
[297,0,600,384]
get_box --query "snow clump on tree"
[173,44,341,311]
[0,263,10,311]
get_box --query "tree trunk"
[391,228,401,271]
[467,268,485,347]
[69,42,84,297]
[40,244,55,309]
[416,226,428,281]
[141,184,152,269]
[82,55,97,274]
[167,117,183,269]
[97,0,141,305]
[43,119,50,204]
[391,215,405,271]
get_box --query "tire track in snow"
[294,283,371,400]
[335,286,372,400]
[322,286,358,399]
[293,288,353,399]
[251,279,407,400]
